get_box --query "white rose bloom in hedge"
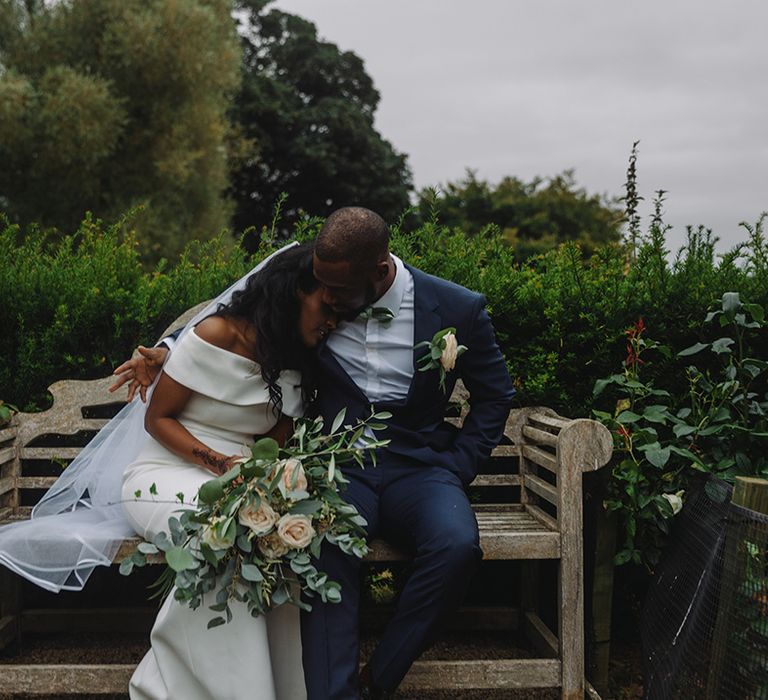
[440,332,459,372]
[258,531,290,560]
[200,522,235,551]
[278,458,308,497]
[238,496,279,536]
[276,513,315,549]
[662,490,685,515]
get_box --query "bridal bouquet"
[120,409,389,628]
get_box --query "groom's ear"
[373,258,390,280]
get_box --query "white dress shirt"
[326,254,415,403]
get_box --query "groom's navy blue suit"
[302,265,515,698]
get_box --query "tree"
[0,0,241,261]
[230,1,412,245]
[418,170,623,258]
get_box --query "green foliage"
[0,0,241,261]
[728,540,768,696]
[415,169,622,260]
[229,1,412,247]
[0,213,281,409]
[121,409,389,622]
[0,400,17,426]
[391,201,768,419]
[592,294,768,568]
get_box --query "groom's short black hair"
[315,207,389,269]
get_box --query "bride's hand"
[109,346,169,403]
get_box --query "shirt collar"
[373,254,408,319]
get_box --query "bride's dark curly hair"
[217,242,320,412]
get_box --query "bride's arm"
[263,414,295,447]
[144,372,237,476]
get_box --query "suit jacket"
[314,265,515,486]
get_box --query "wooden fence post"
[589,506,616,695]
[732,477,768,516]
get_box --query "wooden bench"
[0,314,613,699]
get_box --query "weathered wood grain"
[400,658,561,690]
[521,444,558,473]
[529,413,571,430]
[0,446,15,465]
[525,473,559,506]
[522,425,559,447]
[525,610,559,657]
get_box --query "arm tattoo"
[192,447,228,473]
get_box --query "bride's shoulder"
[193,315,241,351]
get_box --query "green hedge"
[2,209,767,419]
[391,212,768,417]
[0,214,272,409]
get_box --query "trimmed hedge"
[2,209,767,419]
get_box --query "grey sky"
[272,0,767,253]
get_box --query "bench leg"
[0,567,21,652]
[559,549,585,700]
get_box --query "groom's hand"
[109,346,168,403]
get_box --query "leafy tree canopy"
[0,0,241,261]
[230,0,412,246]
[417,169,623,259]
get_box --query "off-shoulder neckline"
[188,327,258,365]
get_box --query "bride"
[123,241,335,700]
[0,241,335,700]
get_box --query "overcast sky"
[272,0,767,253]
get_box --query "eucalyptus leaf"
[241,563,264,582]
[272,585,289,606]
[251,437,279,462]
[137,542,159,555]
[166,547,197,572]
[207,616,226,629]
[198,478,224,505]
[119,558,134,576]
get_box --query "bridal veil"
[0,242,297,592]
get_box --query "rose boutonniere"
[415,327,467,393]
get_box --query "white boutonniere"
[415,327,467,393]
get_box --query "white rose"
[276,458,308,498]
[258,531,290,560]
[238,495,279,536]
[662,490,685,515]
[200,520,235,551]
[440,332,459,372]
[276,513,316,550]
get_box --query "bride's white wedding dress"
[121,328,307,700]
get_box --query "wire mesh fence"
[642,477,768,699]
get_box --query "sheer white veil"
[0,242,298,592]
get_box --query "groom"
[305,208,514,698]
[114,207,515,698]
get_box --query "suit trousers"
[300,457,482,699]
